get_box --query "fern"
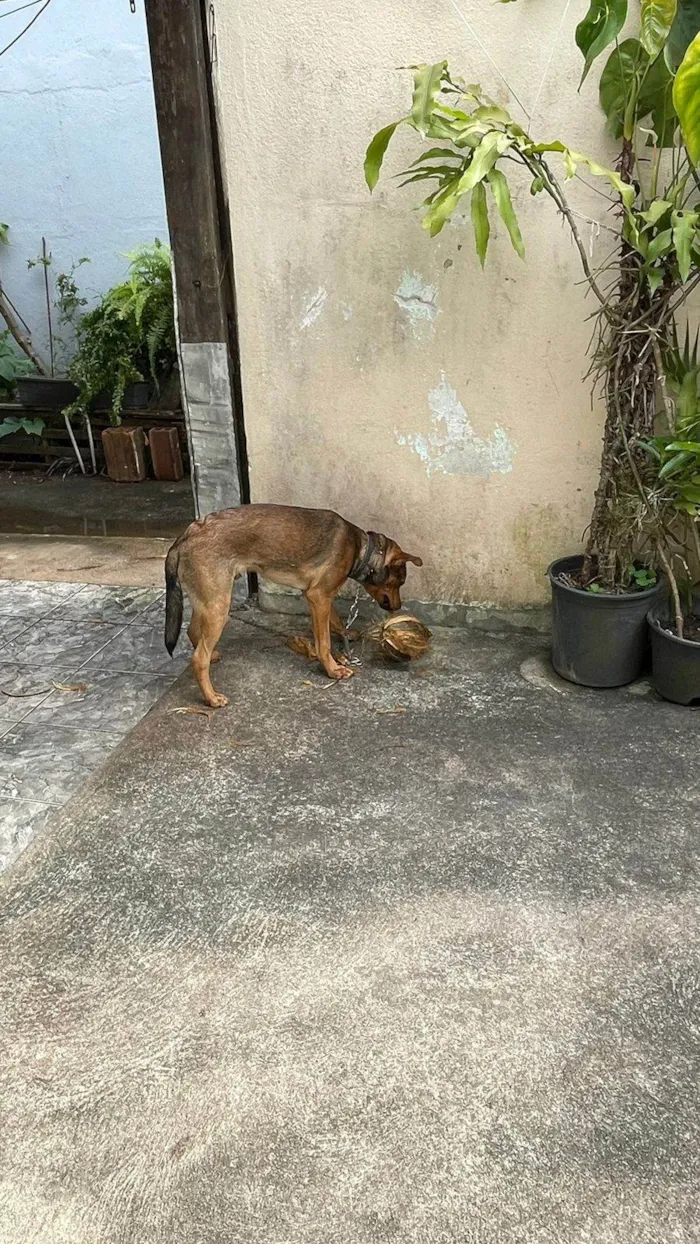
[66,240,176,424]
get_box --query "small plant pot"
[647,598,700,706]
[548,554,667,688]
[16,375,78,408]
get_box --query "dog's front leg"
[306,589,353,680]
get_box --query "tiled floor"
[0,580,189,872]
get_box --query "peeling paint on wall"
[299,288,328,329]
[393,270,439,334]
[396,374,515,478]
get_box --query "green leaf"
[599,40,649,137]
[647,226,674,260]
[0,419,21,439]
[647,266,664,291]
[640,199,673,224]
[660,449,693,476]
[678,483,700,500]
[576,0,628,84]
[411,62,448,135]
[587,582,604,592]
[457,131,512,192]
[20,417,45,437]
[398,166,461,187]
[672,210,698,279]
[487,168,525,259]
[667,439,700,450]
[421,179,463,236]
[0,223,8,246]
[409,147,461,167]
[641,0,677,57]
[674,31,700,163]
[665,0,700,70]
[364,121,404,191]
[470,182,490,267]
[638,52,677,145]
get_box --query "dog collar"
[349,532,388,583]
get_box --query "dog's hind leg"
[191,596,231,708]
[188,613,221,662]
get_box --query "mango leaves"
[364,62,635,268]
[411,61,449,135]
[674,31,700,162]
[576,0,628,84]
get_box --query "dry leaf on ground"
[168,706,213,720]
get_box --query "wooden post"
[143,0,249,541]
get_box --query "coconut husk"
[366,613,432,662]
[286,635,317,660]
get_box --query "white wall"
[212,0,620,607]
[0,0,166,367]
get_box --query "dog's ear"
[397,549,423,567]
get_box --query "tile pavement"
[0,580,190,872]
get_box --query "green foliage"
[641,0,678,58]
[599,39,676,143]
[673,31,700,161]
[665,0,700,69]
[365,71,630,265]
[576,0,628,85]
[0,329,34,399]
[66,241,175,425]
[0,414,45,439]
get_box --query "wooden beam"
[143,0,248,526]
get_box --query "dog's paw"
[206,692,229,708]
[325,663,354,681]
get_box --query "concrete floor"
[0,579,190,869]
[0,472,194,538]
[1,613,698,1243]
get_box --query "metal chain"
[341,585,363,667]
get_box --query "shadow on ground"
[1,613,698,1243]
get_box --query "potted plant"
[365,2,700,686]
[64,239,176,426]
[14,240,88,408]
[641,329,700,703]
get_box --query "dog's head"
[362,535,423,613]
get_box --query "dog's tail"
[164,543,184,656]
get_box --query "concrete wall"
[0,0,166,367]
[212,0,617,607]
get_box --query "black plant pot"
[91,381,153,412]
[647,598,700,706]
[16,375,78,408]
[548,554,667,688]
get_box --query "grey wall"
[0,0,166,366]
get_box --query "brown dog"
[164,504,422,707]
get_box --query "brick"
[148,425,184,481]
[101,426,147,482]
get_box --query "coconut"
[366,613,432,662]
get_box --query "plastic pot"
[16,375,78,408]
[548,554,667,688]
[647,597,700,706]
[91,382,153,412]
